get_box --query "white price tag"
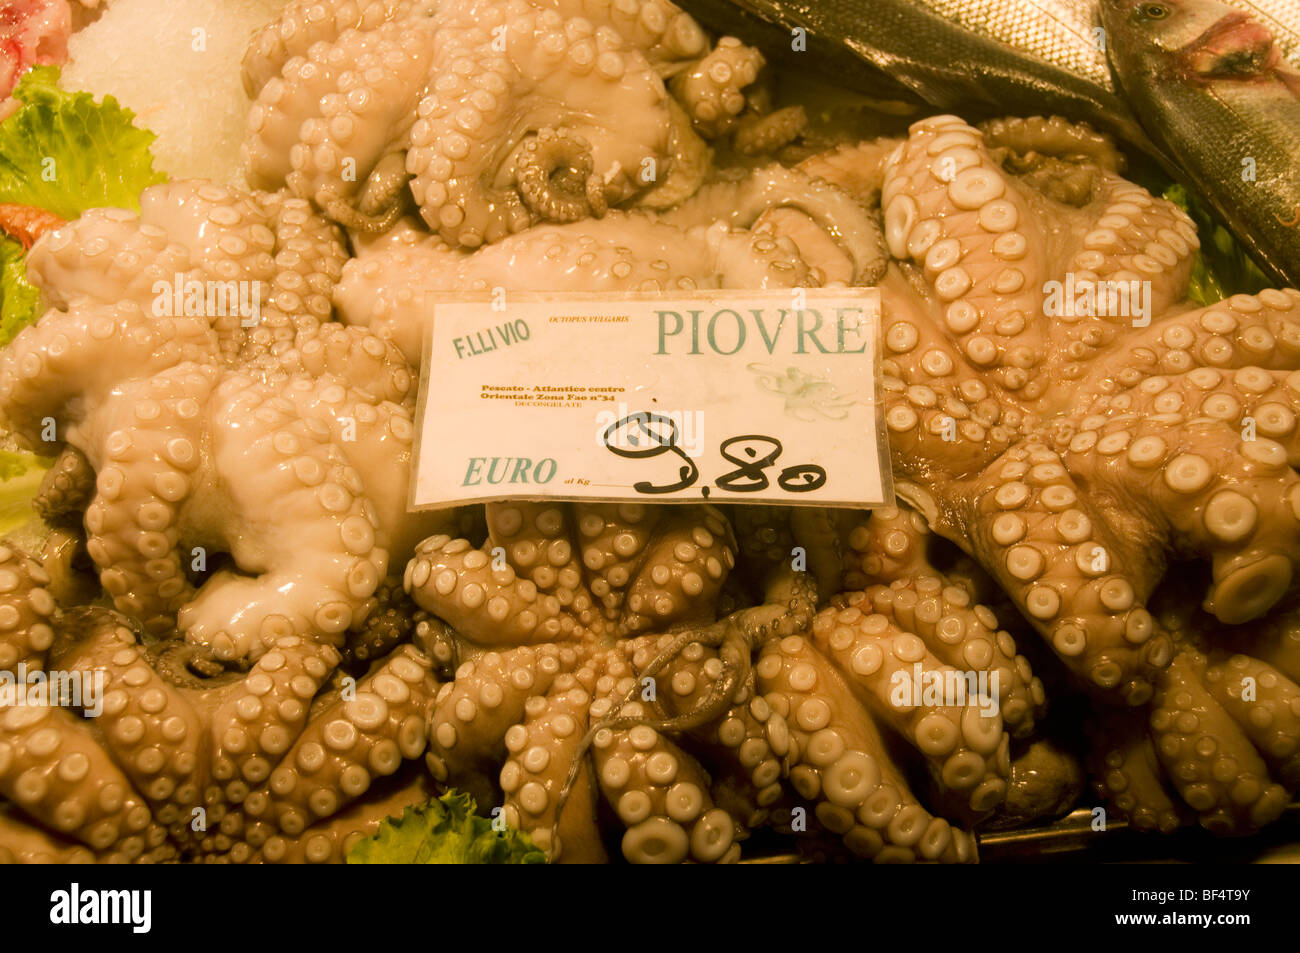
[410,290,892,509]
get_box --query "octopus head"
[408,2,693,248]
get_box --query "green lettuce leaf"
[1162,182,1273,307]
[0,66,166,218]
[0,236,40,347]
[0,449,48,538]
[346,790,547,864]
[0,65,166,347]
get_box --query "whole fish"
[676,0,1155,148]
[1101,0,1300,286]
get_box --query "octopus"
[403,500,787,863]
[2,0,1300,860]
[398,496,1049,862]
[827,112,1300,720]
[0,542,440,863]
[0,180,444,663]
[241,0,792,242]
[335,160,884,364]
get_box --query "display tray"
[739,802,1300,863]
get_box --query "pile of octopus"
[1,0,1299,864]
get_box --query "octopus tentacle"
[796,139,902,207]
[243,191,352,364]
[240,773,433,864]
[513,128,607,223]
[1205,653,1300,788]
[841,505,937,588]
[1149,650,1290,833]
[501,666,606,862]
[83,378,209,634]
[236,643,435,843]
[811,592,1012,821]
[0,555,433,863]
[355,151,413,218]
[24,208,193,314]
[589,698,739,863]
[840,507,1046,731]
[978,115,1124,173]
[1092,578,1300,835]
[1089,705,1186,834]
[240,0,418,99]
[880,116,1054,385]
[0,544,56,673]
[668,36,762,138]
[0,703,172,861]
[0,805,97,863]
[54,616,209,842]
[0,302,216,449]
[732,505,854,602]
[343,575,416,664]
[178,374,389,660]
[33,446,94,527]
[755,634,976,862]
[628,634,787,826]
[407,533,586,647]
[733,105,806,157]
[1072,369,1300,471]
[271,323,414,410]
[202,638,343,839]
[663,163,883,283]
[406,502,735,644]
[633,97,714,210]
[882,116,1197,404]
[1062,411,1300,626]
[551,0,710,73]
[961,440,1172,701]
[1054,177,1199,328]
[1076,291,1300,398]
[246,20,437,228]
[425,643,585,785]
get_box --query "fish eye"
[1140,3,1171,18]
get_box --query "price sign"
[409,290,893,509]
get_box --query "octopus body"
[0,181,442,662]
[335,162,885,364]
[0,544,439,862]
[241,0,775,243]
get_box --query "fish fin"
[1278,68,1300,100]
[1178,12,1277,81]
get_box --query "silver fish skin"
[676,0,1153,147]
[1101,0,1300,287]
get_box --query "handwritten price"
[600,411,826,497]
